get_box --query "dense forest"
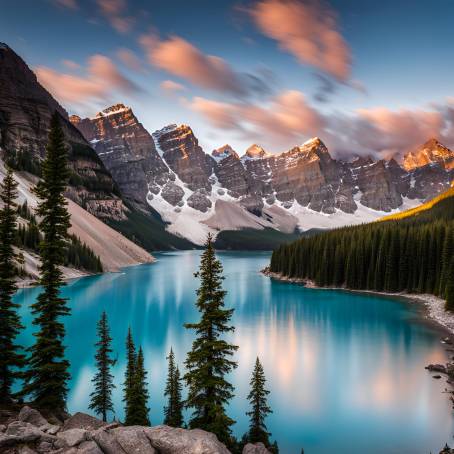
[270,188,454,310]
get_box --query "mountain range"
[1,42,454,249]
[71,104,454,245]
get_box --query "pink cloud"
[36,54,140,109]
[62,59,80,70]
[160,80,186,94]
[96,0,134,33]
[190,90,324,151]
[249,0,351,82]
[116,48,143,72]
[139,34,272,97]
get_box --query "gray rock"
[110,426,157,453]
[6,421,43,442]
[144,425,231,454]
[187,191,212,212]
[36,440,53,452]
[19,446,38,454]
[57,428,88,447]
[76,440,104,454]
[92,428,127,454]
[62,413,107,432]
[242,442,271,454]
[161,182,185,206]
[0,424,6,432]
[18,406,48,427]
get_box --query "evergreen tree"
[123,327,136,423]
[184,234,238,446]
[126,347,150,426]
[22,112,71,410]
[445,257,454,312]
[163,348,183,427]
[0,168,24,403]
[89,311,116,422]
[245,357,272,447]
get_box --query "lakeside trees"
[0,168,24,403]
[89,311,116,422]
[270,202,454,309]
[22,113,71,410]
[184,234,238,446]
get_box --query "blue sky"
[2,0,454,157]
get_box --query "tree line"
[270,204,454,310]
[0,113,279,453]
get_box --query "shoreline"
[262,268,454,335]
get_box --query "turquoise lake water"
[14,251,454,453]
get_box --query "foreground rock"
[0,406,271,454]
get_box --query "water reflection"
[14,251,453,454]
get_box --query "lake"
[14,251,453,453]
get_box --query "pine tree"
[22,112,71,410]
[123,327,136,423]
[126,347,150,426]
[445,257,454,312]
[0,168,25,403]
[163,348,183,427]
[89,311,116,422]
[245,357,272,447]
[184,234,238,446]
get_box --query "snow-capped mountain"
[72,104,454,245]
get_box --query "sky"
[2,0,454,158]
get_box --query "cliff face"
[0,43,125,221]
[71,104,454,245]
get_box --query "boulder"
[242,443,271,454]
[18,406,49,428]
[62,413,107,432]
[161,182,185,206]
[5,421,43,443]
[110,426,157,453]
[57,428,88,447]
[187,191,212,213]
[144,425,231,454]
[425,364,447,373]
[91,427,128,454]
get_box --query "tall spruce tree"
[89,311,116,422]
[163,348,183,427]
[123,327,136,423]
[126,347,150,426]
[184,234,238,446]
[0,168,25,403]
[445,257,454,312]
[246,357,272,447]
[22,112,71,410]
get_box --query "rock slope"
[0,406,271,454]
[72,105,454,245]
[0,43,125,221]
[0,160,153,276]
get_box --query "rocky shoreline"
[262,267,454,334]
[0,406,271,454]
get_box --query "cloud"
[326,107,447,158]
[96,0,134,33]
[190,90,324,151]
[62,59,81,70]
[160,80,186,95]
[36,54,141,109]
[249,0,351,82]
[53,0,78,9]
[116,48,143,72]
[139,34,272,97]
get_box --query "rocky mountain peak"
[403,138,454,171]
[212,144,239,161]
[96,103,130,118]
[244,144,269,160]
